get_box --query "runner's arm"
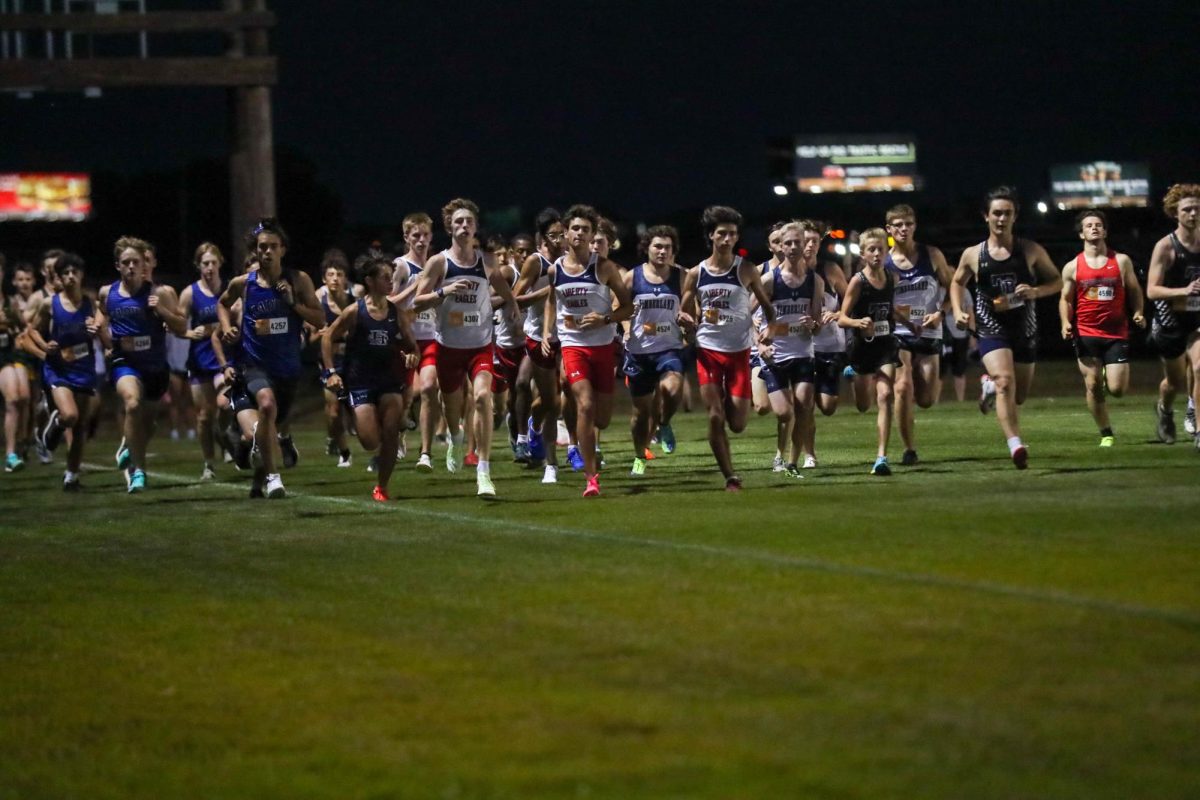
[1058,261,1077,339]
[1118,254,1145,328]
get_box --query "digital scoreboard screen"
[0,173,92,221]
[1050,162,1150,209]
[793,135,920,193]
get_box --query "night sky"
[4,1,1200,229]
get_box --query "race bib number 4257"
[254,317,289,335]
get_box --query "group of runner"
[1,183,1197,499]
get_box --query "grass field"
[2,359,1198,799]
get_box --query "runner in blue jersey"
[218,218,324,499]
[323,257,418,501]
[315,250,354,468]
[623,225,693,477]
[94,237,187,493]
[1,260,32,473]
[951,187,1061,469]
[25,253,100,489]
[885,204,954,466]
[178,242,227,480]
[756,221,825,478]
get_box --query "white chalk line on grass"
[80,461,1200,629]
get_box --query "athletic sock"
[451,431,464,447]
[1006,436,1023,454]
[1100,427,1114,438]
[477,459,490,474]
[64,470,77,482]
[517,434,529,444]
[1189,398,1196,411]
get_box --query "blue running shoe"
[567,444,584,471]
[128,469,146,493]
[659,423,676,454]
[527,417,546,461]
[843,364,857,379]
[115,446,131,470]
[871,456,891,476]
[4,452,24,473]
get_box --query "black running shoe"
[249,467,266,498]
[900,449,919,466]
[279,435,299,468]
[1156,402,1177,445]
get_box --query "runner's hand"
[576,311,607,330]
[1014,283,1036,300]
[954,309,971,329]
[325,373,343,391]
[1061,321,1073,340]
[1133,312,1146,329]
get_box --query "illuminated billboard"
[1050,162,1149,209]
[793,135,920,193]
[0,173,92,221]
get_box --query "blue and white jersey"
[695,257,752,353]
[188,280,222,373]
[492,266,524,350]
[344,298,401,388]
[106,280,166,371]
[886,245,944,340]
[553,253,614,348]
[524,253,556,342]
[437,250,492,349]
[812,280,845,354]
[241,269,303,378]
[766,266,817,361]
[399,257,438,341]
[627,263,682,356]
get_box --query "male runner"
[1058,209,1145,445]
[807,223,848,466]
[951,187,1062,468]
[178,242,227,480]
[316,250,354,467]
[752,222,788,469]
[681,205,776,491]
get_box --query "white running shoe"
[542,464,558,484]
[416,453,433,472]
[802,454,817,469]
[200,463,216,481]
[265,473,286,499]
[397,438,407,461]
[477,471,496,497]
[556,419,570,447]
[446,441,459,473]
[336,452,352,468]
[772,455,786,473]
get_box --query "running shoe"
[527,417,546,462]
[802,454,817,469]
[325,437,338,456]
[1185,402,1197,436]
[784,463,803,479]
[1099,435,1115,448]
[372,485,389,502]
[62,473,81,492]
[41,409,63,452]
[278,435,299,468]
[630,457,646,477]
[115,445,131,470]
[871,456,891,476]
[842,365,857,379]
[477,471,497,498]
[596,448,606,468]
[724,475,742,492]
[249,468,266,499]
[567,445,584,471]
[900,449,919,466]
[265,473,286,499]
[35,440,52,465]
[542,464,558,484]
[170,429,181,442]
[772,455,786,473]
[223,450,234,464]
[643,448,656,461]
[446,441,459,473]
[234,438,253,471]
[4,452,24,473]
[127,469,146,493]
[1156,402,1177,444]
[397,438,407,461]
[367,455,379,473]
[200,463,216,481]
[582,474,601,498]
[513,441,531,464]
[337,451,353,468]
[979,375,996,414]
[556,419,570,446]
[464,451,479,467]
[658,423,676,454]
[1011,445,1029,470]
[416,453,433,472]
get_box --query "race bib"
[416,309,436,325]
[909,306,927,320]
[563,315,580,331]
[872,320,891,337]
[449,311,482,327]
[642,321,674,336]
[994,293,1025,311]
[61,342,91,362]
[703,307,720,324]
[1186,295,1200,312]
[120,335,152,352]
[254,317,289,336]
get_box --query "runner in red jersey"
[1058,209,1145,446]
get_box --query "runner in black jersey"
[839,229,899,476]
[1146,183,1200,447]
[951,187,1061,469]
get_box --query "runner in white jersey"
[623,225,692,477]
[388,212,440,470]
[807,225,848,466]
[885,204,954,466]
[512,208,565,482]
[411,198,518,497]
[543,204,633,498]
[755,221,825,478]
[751,221,789,468]
[681,205,776,491]
[489,235,526,460]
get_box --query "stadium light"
[850,243,861,255]
[1037,201,1048,214]
[809,186,824,194]
[773,185,788,196]
[834,244,847,256]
